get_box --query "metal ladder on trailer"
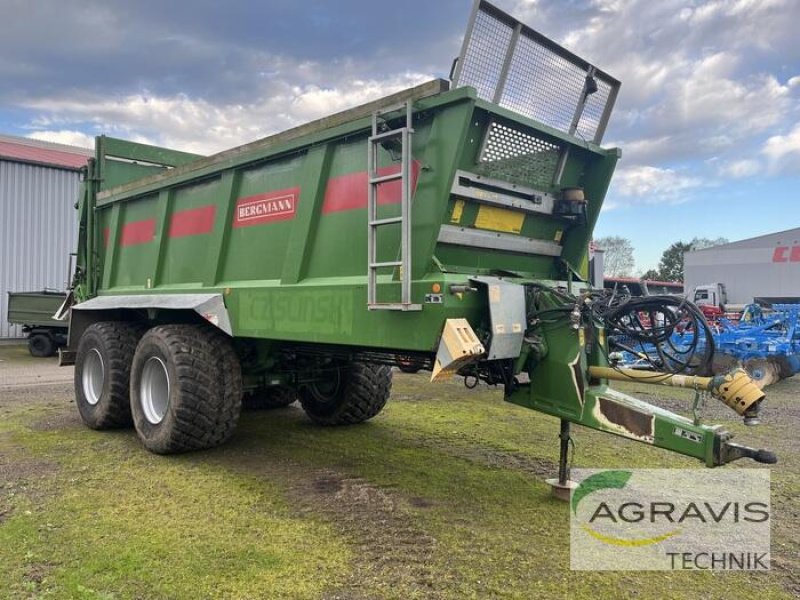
[367,101,421,311]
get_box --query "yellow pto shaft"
[588,366,765,423]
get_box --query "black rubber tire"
[743,358,781,389]
[130,324,242,454]
[299,361,392,426]
[29,333,55,358]
[242,386,296,410]
[397,363,422,374]
[74,322,141,429]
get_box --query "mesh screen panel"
[456,10,513,101]
[475,120,562,188]
[454,1,619,143]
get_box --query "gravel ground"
[0,345,72,396]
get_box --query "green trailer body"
[73,82,614,349]
[7,291,68,356]
[63,1,774,475]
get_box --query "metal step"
[369,172,403,184]
[370,217,403,227]
[369,261,402,268]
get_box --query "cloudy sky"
[2,0,798,272]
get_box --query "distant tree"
[657,241,693,282]
[595,236,635,277]
[689,237,728,250]
[640,268,660,280]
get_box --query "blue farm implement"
[611,304,800,389]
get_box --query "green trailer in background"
[61,1,775,487]
[7,291,68,357]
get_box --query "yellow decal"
[578,328,585,347]
[474,205,524,234]
[489,285,501,304]
[450,199,465,223]
[554,230,563,242]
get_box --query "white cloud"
[761,122,800,173]
[716,158,760,178]
[611,165,703,202]
[529,0,800,177]
[21,73,431,155]
[26,130,94,149]
[670,53,791,134]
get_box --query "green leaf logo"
[571,470,632,515]
[572,470,680,547]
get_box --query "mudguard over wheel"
[242,386,296,410]
[299,361,392,425]
[130,324,242,454]
[74,322,141,429]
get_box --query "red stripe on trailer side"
[169,205,217,238]
[233,187,300,228]
[120,219,156,246]
[321,161,421,214]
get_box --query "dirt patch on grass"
[28,408,83,432]
[294,469,440,599]
[395,430,558,480]
[219,440,441,600]
[0,453,61,511]
[443,444,557,478]
[0,457,60,483]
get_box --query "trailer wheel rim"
[140,356,171,424]
[82,348,105,406]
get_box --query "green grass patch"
[0,420,350,599]
[0,371,796,599]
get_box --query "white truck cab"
[693,283,727,310]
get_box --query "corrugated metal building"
[684,227,800,304]
[1,134,92,338]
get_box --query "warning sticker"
[474,205,524,234]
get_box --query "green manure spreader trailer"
[61,0,774,489]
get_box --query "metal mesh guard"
[475,120,561,188]
[453,0,620,144]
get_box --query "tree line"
[594,236,728,282]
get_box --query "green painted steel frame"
[504,317,728,466]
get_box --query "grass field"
[1,343,797,599]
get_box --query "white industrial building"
[684,228,800,304]
[0,134,92,338]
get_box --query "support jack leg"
[546,419,578,502]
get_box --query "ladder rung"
[369,172,403,184]
[370,217,403,226]
[369,261,402,268]
[370,128,405,142]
